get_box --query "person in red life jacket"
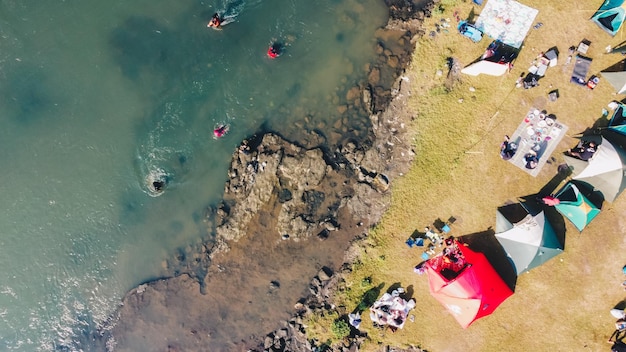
[267,42,282,59]
[213,124,229,139]
[207,13,222,29]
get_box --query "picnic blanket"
[507,109,568,176]
[475,0,539,49]
[571,55,592,85]
[369,292,415,329]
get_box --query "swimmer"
[267,42,282,59]
[152,180,165,192]
[146,169,168,197]
[213,124,229,139]
[207,13,222,29]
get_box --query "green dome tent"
[591,0,626,36]
[495,209,563,275]
[553,182,602,232]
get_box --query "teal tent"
[553,182,602,232]
[591,0,626,36]
[495,210,563,275]
[609,102,626,135]
[563,132,626,202]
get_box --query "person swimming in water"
[267,42,282,59]
[207,13,222,28]
[213,124,229,138]
[146,169,169,196]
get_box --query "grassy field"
[307,0,626,351]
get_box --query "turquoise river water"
[0,0,389,350]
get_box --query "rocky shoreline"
[99,1,437,351]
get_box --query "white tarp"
[475,0,539,49]
[461,60,510,76]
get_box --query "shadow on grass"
[460,229,518,292]
[354,282,385,313]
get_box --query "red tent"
[425,241,513,328]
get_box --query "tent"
[563,131,626,202]
[425,240,513,328]
[495,210,563,274]
[474,0,538,49]
[609,102,626,135]
[462,41,518,76]
[553,182,602,232]
[591,0,626,36]
[601,59,626,94]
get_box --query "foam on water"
[0,0,388,350]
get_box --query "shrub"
[331,319,350,339]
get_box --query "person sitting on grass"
[500,135,517,160]
[524,151,539,169]
[566,140,597,161]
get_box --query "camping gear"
[591,0,626,36]
[577,39,591,54]
[587,75,600,89]
[571,55,592,86]
[553,182,602,232]
[523,73,540,89]
[405,237,424,248]
[474,0,538,49]
[527,48,558,79]
[563,131,626,202]
[457,21,483,42]
[424,240,513,328]
[548,90,559,101]
[495,209,563,274]
[602,59,626,94]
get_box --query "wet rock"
[387,55,400,68]
[368,67,380,85]
[362,85,373,113]
[317,267,332,282]
[346,86,360,101]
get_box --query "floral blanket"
[475,0,539,49]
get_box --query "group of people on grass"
[500,132,598,169]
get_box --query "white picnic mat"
[507,108,568,177]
